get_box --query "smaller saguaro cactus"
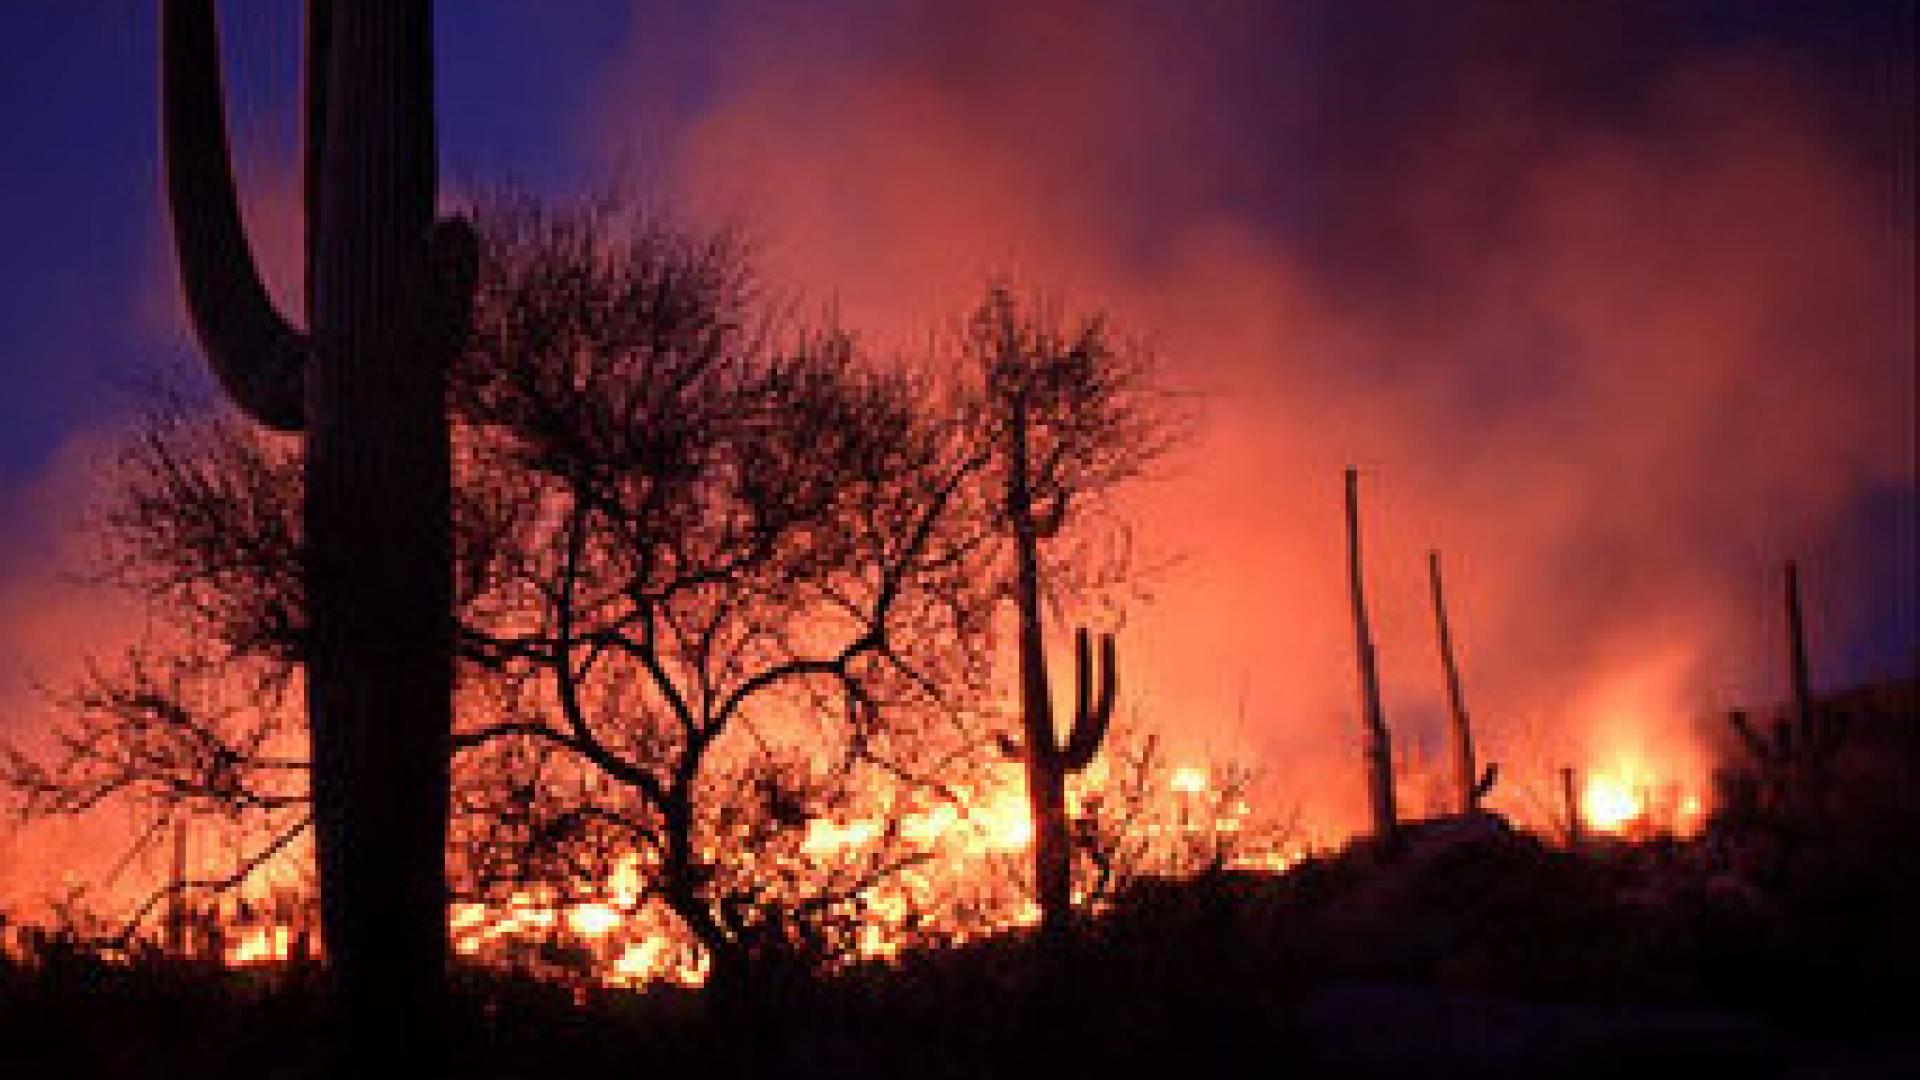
[1725,561,1847,823]
[1345,468,1398,848]
[996,371,1121,936]
[1728,708,1848,794]
[1012,627,1118,938]
[1427,550,1496,814]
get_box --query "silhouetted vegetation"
[4,676,1916,1076]
[4,197,1021,993]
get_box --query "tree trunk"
[661,801,750,1001]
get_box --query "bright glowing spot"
[450,904,489,933]
[967,791,1033,850]
[607,854,644,907]
[802,817,880,855]
[612,939,666,984]
[1583,774,1643,833]
[1170,766,1208,795]
[226,926,292,967]
[567,903,622,938]
[899,803,959,845]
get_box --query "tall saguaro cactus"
[1005,397,1118,937]
[1428,550,1495,814]
[1784,560,1813,744]
[1726,561,1845,822]
[1345,468,1397,847]
[161,0,474,1051]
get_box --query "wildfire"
[1579,757,1708,839]
[1569,665,1714,840]
[194,759,1294,988]
[188,738,1710,985]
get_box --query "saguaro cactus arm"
[162,0,308,433]
[1060,628,1116,772]
[1473,763,1498,802]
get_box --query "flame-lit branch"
[2,649,307,819]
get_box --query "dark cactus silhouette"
[1427,550,1496,814]
[1784,560,1816,747]
[1005,395,1118,938]
[1725,561,1847,821]
[1344,468,1397,847]
[161,0,474,1056]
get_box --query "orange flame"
[197,760,1298,987]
